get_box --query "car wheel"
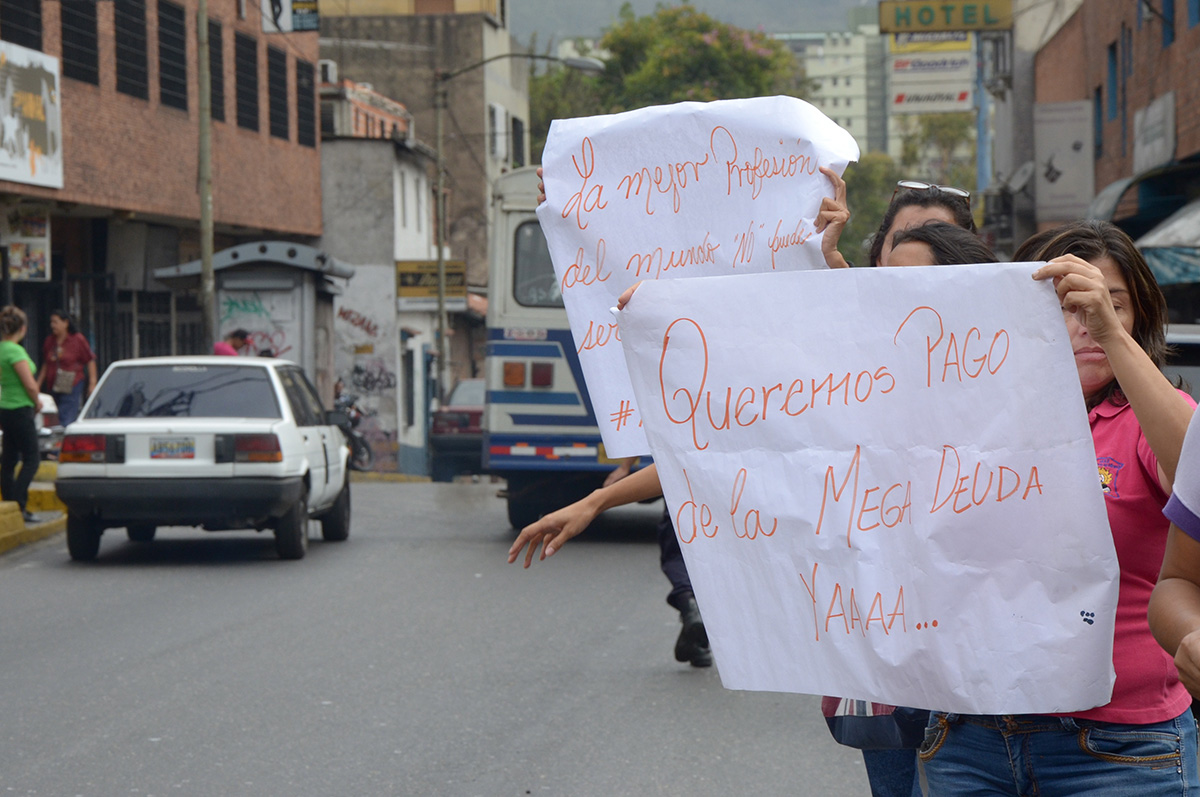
[320,480,351,542]
[126,524,156,543]
[274,484,309,560]
[67,512,103,561]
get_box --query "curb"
[350,471,431,483]
[0,500,65,557]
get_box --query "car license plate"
[151,436,195,459]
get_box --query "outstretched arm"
[507,464,664,567]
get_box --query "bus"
[484,166,624,529]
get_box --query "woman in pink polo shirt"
[917,220,1199,795]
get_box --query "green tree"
[839,151,903,266]
[899,112,976,191]
[529,3,805,163]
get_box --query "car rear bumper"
[55,477,303,526]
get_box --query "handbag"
[820,696,930,750]
[52,367,76,393]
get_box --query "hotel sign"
[880,1,1013,33]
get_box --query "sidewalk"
[0,460,65,556]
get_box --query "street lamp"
[432,53,603,402]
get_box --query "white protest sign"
[619,263,1118,714]
[537,96,860,458]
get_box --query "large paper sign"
[619,264,1119,714]
[537,96,860,458]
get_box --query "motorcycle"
[333,391,375,471]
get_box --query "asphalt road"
[0,481,872,796]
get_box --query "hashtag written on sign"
[609,400,640,432]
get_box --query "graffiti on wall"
[220,290,297,359]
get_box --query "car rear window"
[86,364,282,419]
[448,379,485,406]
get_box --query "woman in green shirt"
[0,306,41,522]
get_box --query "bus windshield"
[513,220,563,308]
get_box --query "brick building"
[1033,0,1200,318]
[0,0,321,365]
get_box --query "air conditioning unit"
[318,59,338,85]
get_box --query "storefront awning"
[1086,177,1137,221]
[1136,198,1200,285]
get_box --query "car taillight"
[234,434,283,463]
[60,434,108,463]
[531,362,554,387]
[503,361,526,387]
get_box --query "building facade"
[319,78,442,474]
[320,0,531,390]
[0,0,321,365]
[1032,0,1200,319]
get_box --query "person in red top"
[213,329,249,357]
[917,220,1198,795]
[35,309,96,427]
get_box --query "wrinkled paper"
[618,264,1118,714]
[537,96,860,457]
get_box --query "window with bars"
[209,20,224,121]
[267,46,288,139]
[0,0,41,51]
[115,0,148,99]
[61,1,98,84]
[235,32,258,130]
[158,0,187,110]
[296,59,316,147]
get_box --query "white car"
[55,356,350,561]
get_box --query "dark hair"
[868,186,976,268]
[50,308,78,335]
[0,305,27,337]
[888,222,997,267]
[228,328,250,341]
[1015,220,1169,403]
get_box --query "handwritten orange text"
[562,137,608,231]
[561,239,611,293]
[709,127,819,200]
[625,232,721,281]
[768,218,816,269]
[929,445,1043,514]
[617,150,710,216]
[576,317,621,353]
[893,306,1011,388]
[729,468,779,539]
[676,468,718,543]
[798,561,907,642]
[658,317,896,451]
[816,445,912,549]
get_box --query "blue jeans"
[53,379,85,426]
[919,708,1199,796]
[863,748,921,796]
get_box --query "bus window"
[513,220,564,308]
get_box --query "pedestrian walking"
[35,309,96,426]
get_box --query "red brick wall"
[1035,1,1200,197]
[0,0,321,237]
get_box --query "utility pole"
[197,0,216,351]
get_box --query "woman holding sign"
[917,221,1199,795]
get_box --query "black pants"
[0,406,39,511]
[658,505,694,612]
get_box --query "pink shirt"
[213,341,238,356]
[1067,392,1195,724]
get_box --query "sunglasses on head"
[891,180,971,207]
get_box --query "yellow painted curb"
[28,484,65,513]
[350,471,431,483]
[0,499,65,556]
